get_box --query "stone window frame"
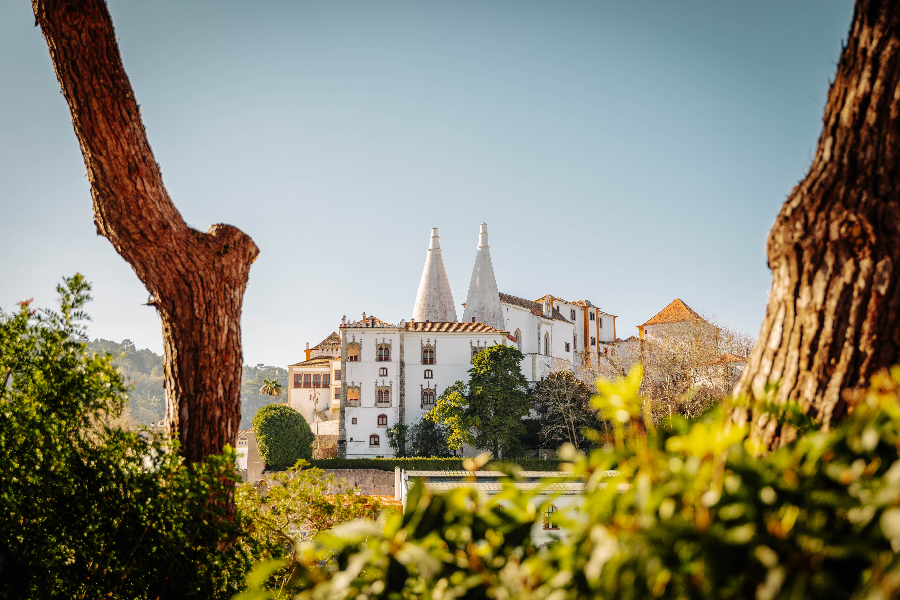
[346,384,361,407]
[377,414,388,428]
[421,338,436,365]
[347,341,361,362]
[376,338,393,362]
[470,340,488,363]
[544,333,550,357]
[379,367,388,377]
[513,329,522,352]
[421,384,438,409]
[375,381,393,407]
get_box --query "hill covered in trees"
[85,339,287,427]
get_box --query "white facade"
[338,318,508,458]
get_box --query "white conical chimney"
[462,223,505,331]
[412,228,457,323]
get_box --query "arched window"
[514,329,522,352]
[379,367,388,377]
[377,343,391,362]
[346,386,360,406]
[424,369,433,379]
[422,347,435,364]
[543,504,560,530]
[421,387,436,408]
[544,333,550,356]
[376,384,391,407]
[347,343,360,362]
[369,434,380,447]
[377,414,388,427]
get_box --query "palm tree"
[259,377,283,402]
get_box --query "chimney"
[412,227,458,323]
[462,223,504,331]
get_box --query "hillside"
[85,339,287,428]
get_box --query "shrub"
[253,403,314,469]
[305,457,562,472]
[242,364,900,599]
[0,276,252,599]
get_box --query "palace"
[288,223,618,458]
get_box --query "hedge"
[253,403,314,469]
[306,457,563,472]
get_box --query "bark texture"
[735,0,900,446]
[33,0,259,464]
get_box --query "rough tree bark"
[32,0,259,465]
[734,0,900,446]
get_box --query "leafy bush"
[253,403,314,469]
[242,364,900,599]
[0,275,252,599]
[306,457,562,472]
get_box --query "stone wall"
[322,469,394,496]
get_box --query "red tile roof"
[499,292,570,322]
[408,321,506,334]
[288,356,337,368]
[640,298,706,327]
[312,332,340,349]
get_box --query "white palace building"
[288,224,618,458]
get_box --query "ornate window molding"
[421,338,436,365]
[544,333,550,357]
[347,335,361,362]
[420,384,437,409]
[376,338,392,362]
[513,329,522,352]
[346,383,361,407]
[375,380,393,407]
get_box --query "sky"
[1,1,854,366]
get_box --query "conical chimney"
[412,228,457,323]
[462,223,505,330]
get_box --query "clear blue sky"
[1,1,853,366]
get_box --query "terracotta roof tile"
[289,356,337,368]
[499,292,570,322]
[312,332,340,349]
[640,299,706,327]
[408,321,507,334]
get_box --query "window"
[376,385,391,407]
[574,334,578,350]
[590,337,596,346]
[351,417,357,425]
[565,342,570,352]
[570,309,576,320]
[598,317,603,328]
[303,374,312,388]
[377,414,388,427]
[347,387,360,406]
[377,343,391,362]
[590,312,595,321]
[543,505,560,530]
[334,388,341,400]
[334,369,341,381]
[313,374,321,388]
[424,369,433,379]
[514,329,522,351]
[544,333,550,357]
[348,343,360,362]
[323,373,330,387]
[293,374,302,388]
[379,367,388,377]
[422,347,435,364]
[369,434,380,447]
[421,387,436,408]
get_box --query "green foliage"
[305,457,562,472]
[242,364,900,599]
[253,403,314,469]
[85,337,166,424]
[386,422,410,457]
[427,344,530,457]
[407,418,454,458]
[236,461,396,590]
[0,275,252,599]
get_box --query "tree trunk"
[734,0,900,446]
[32,0,259,465]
